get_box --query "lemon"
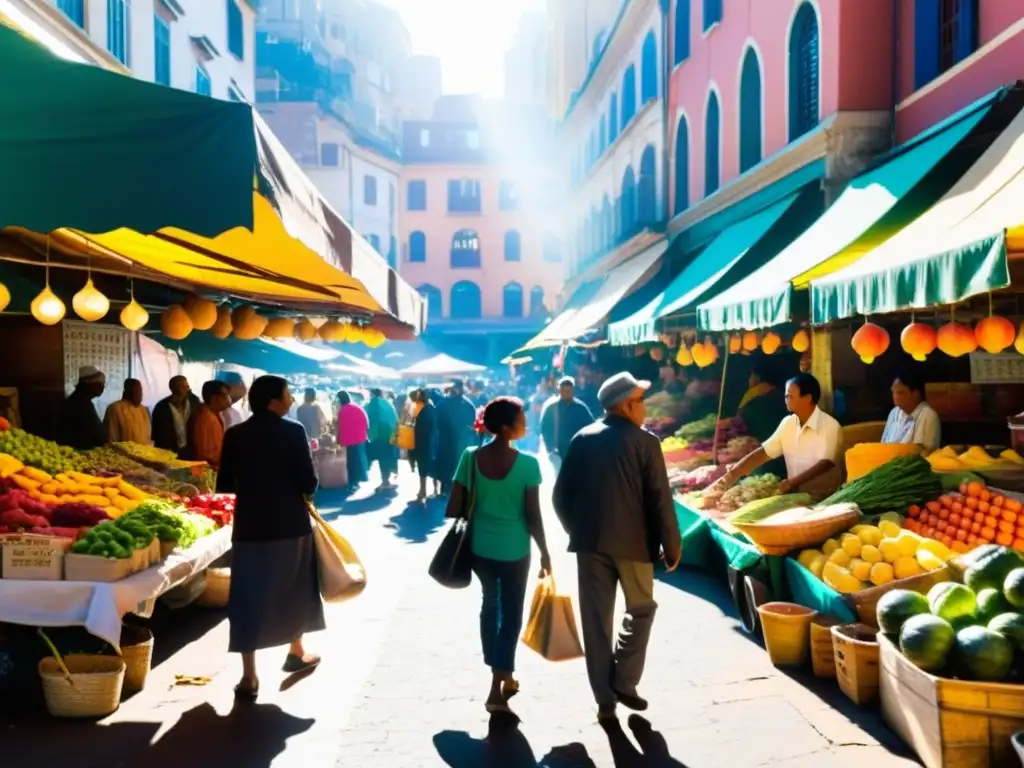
[916,549,945,572]
[808,554,826,579]
[869,561,895,586]
[857,526,883,547]
[849,524,869,535]
[821,538,840,556]
[878,520,902,538]
[917,538,951,562]
[822,561,848,586]
[841,535,863,557]
[860,544,882,564]
[834,572,863,594]
[896,531,920,557]
[879,538,901,563]
[850,558,872,581]
[893,555,923,580]
[797,549,822,569]
[828,548,852,567]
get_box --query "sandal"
[485,700,512,714]
[282,653,321,674]
[502,679,520,700]
[234,682,259,701]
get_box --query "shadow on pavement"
[654,568,735,617]
[317,486,394,518]
[385,498,447,543]
[434,713,596,767]
[600,715,690,767]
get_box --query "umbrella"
[400,353,487,378]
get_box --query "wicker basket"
[733,505,861,555]
[38,654,125,718]
[195,566,231,608]
[119,625,154,693]
[810,615,840,678]
[832,623,880,705]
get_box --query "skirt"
[345,442,369,485]
[228,533,326,653]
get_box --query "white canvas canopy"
[400,353,487,378]
[323,351,401,380]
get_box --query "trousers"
[576,552,657,710]
[472,554,531,673]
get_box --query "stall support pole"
[712,345,731,463]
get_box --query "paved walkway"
[1,464,921,767]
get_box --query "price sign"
[2,543,63,580]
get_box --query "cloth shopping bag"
[428,454,476,589]
[521,576,585,661]
[393,423,415,451]
[309,502,367,603]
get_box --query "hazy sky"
[377,0,542,96]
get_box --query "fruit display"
[120,500,217,548]
[644,391,690,437]
[186,493,235,527]
[672,414,720,441]
[112,442,179,465]
[691,474,782,515]
[669,463,728,491]
[906,481,1024,554]
[69,519,150,560]
[729,493,813,524]
[820,453,943,515]
[926,445,1024,473]
[795,516,955,593]
[878,545,1024,682]
[0,429,85,475]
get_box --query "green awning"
[811,101,1024,323]
[696,89,1002,331]
[608,191,808,345]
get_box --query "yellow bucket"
[757,602,816,667]
[809,615,840,678]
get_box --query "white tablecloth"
[0,527,232,648]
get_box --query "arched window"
[788,2,820,141]
[637,145,657,225]
[417,284,442,319]
[601,195,612,250]
[408,230,426,262]
[450,281,481,319]
[599,114,607,153]
[502,282,524,318]
[620,166,636,238]
[704,91,720,196]
[542,233,562,263]
[529,286,546,316]
[609,93,619,143]
[640,31,658,103]
[621,65,637,127]
[739,47,763,173]
[450,228,481,268]
[674,0,690,64]
[674,116,689,214]
[504,230,521,261]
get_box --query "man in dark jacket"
[151,375,202,455]
[57,366,107,450]
[553,371,682,721]
[540,376,593,472]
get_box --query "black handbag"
[428,454,476,589]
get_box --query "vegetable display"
[120,500,217,548]
[710,474,781,514]
[819,454,943,514]
[906,481,1024,554]
[729,494,813,524]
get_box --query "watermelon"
[963,546,1023,593]
[1004,568,1024,609]
[899,614,955,672]
[988,613,1024,651]
[877,589,930,637]
[928,582,976,624]
[975,588,1013,625]
[953,626,1014,681]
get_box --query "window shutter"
[674,0,690,64]
[954,0,977,64]
[705,95,720,196]
[914,1,940,88]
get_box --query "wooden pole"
[712,344,731,464]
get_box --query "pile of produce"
[0,429,84,475]
[687,474,782,515]
[120,500,217,548]
[69,518,153,560]
[5,465,150,516]
[715,436,759,464]
[906,480,1024,554]
[672,414,720,441]
[927,445,1024,473]
[820,453,943,515]
[186,493,235,527]
[669,463,728,491]
[878,545,1024,682]
[795,516,955,593]
[644,392,689,437]
[729,493,813,523]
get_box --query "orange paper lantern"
[900,322,937,361]
[851,322,889,364]
[936,321,978,358]
[761,331,781,355]
[692,342,716,368]
[741,331,758,352]
[728,334,741,354]
[974,315,1016,354]
[791,329,810,353]
[1015,322,1024,355]
[675,344,693,366]
[703,337,719,364]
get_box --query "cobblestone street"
[3,464,921,767]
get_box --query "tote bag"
[428,455,476,589]
[521,576,584,661]
[309,503,367,603]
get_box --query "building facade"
[40,0,256,99]
[504,11,548,106]
[398,96,564,364]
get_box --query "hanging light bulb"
[0,282,11,313]
[72,277,110,322]
[119,278,149,331]
[31,240,65,326]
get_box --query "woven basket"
[120,625,154,693]
[733,505,860,555]
[38,654,125,718]
[195,566,231,608]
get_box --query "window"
[915,0,978,88]
[703,0,722,31]
[503,283,524,318]
[107,0,130,65]
[450,281,482,319]
[601,197,612,250]
[419,129,430,147]
[543,233,562,263]
[195,66,211,96]
[788,2,820,141]
[367,234,381,253]
[450,229,481,268]
[154,15,171,86]
[364,175,378,206]
[640,31,658,103]
[499,181,518,211]
[609,93,618,144]
[739,48,763,173]
[674,116,690,214]
[620,167,636,238]
[418,284,443,319]
[408,231,426,262]
[529,286,546,316]
[388,236,397,270]
[320,143,339,166]
[407,180,427,211]
[58,0,85,27]
[389,183,396,217]
[599,115,607,153]
[447,180,482,213]
[504,230,521,262]
[705,91,720,195]
[227,0,244,59]
[621,65,637,127]
[674,0,690,64]
[637,145,657,225]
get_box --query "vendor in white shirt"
[881,370,940,452]
[708,372,844,501]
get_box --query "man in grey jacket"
[553,372,682,721]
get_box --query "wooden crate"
[832,624,880,706]
[1,540,65,580]
[879,634,1024,767]
[64,553,133,582]
[844,565,953,628]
